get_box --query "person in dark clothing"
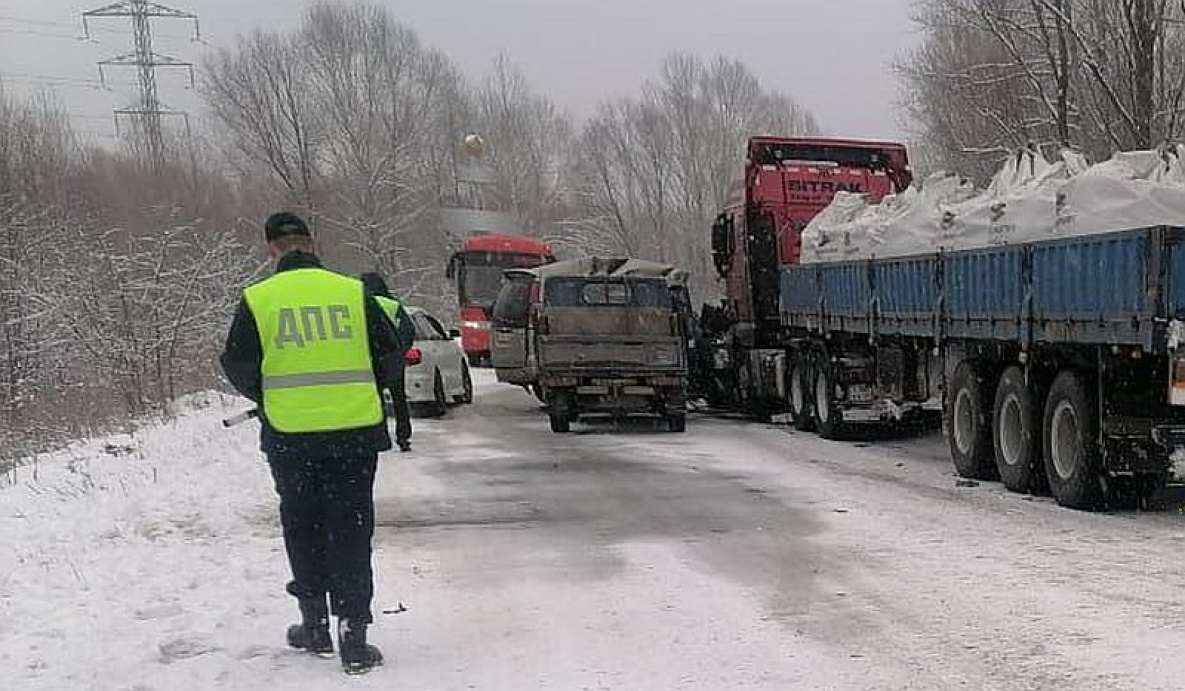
[360,271,416,452]
[220,211,399,675]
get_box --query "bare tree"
[467,54,574,238]
[0,89,80,460]
[203,2,471,312]
[204,30,321,211]
[902,0,1185,177]
[568,54,818,296]
[1,88,253,466]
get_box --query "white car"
[403,306,473,415]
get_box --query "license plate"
[847,384,874,404]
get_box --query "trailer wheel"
[549,390,572,433]
[813,362,845,440]
[789,360,816,431]
[1042,370,1105,510]
[992,366,1047,494]
[947,362,997,480]
[664,387,687,433]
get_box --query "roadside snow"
[6,375,1185,690]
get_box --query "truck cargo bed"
[781,226,1184,350]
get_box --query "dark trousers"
[268,453,378,623]
[390,369,412,444]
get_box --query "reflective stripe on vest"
[262,369,376,391]
[243,267,383,433]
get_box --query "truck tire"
[549,413,570,433]
[1042,370,1105,510]
[549,390,572,433]
[813,362,845,440]
[992,366,1046,494]
[947,361,997,480]
[789,360,816,431]
[664,387,687,433]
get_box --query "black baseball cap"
[264,212,311,241]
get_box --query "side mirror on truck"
[711,214,734,277]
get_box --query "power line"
[70,113,121,120]
[0,71,111,89]
[0,15,206,41]
[0,13,79,29]
[82,1,200,169]
[0,27,95,41]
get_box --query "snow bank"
[801,145,1185,263]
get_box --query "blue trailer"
[776,226,1185,510]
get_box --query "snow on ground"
[6,372,1185,689]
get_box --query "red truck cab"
[712,137,912,325]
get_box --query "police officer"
[360,271,415,452]
[220,212,399,675]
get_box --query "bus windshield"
[459,251,550,307]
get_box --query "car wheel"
[454,362,474,404]
[428,370,448,417]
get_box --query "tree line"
[8,0,1185,462]
[900,0,1185,179]
[0,1,816,464]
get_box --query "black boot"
[338,618,383,675]
[286,596,333,656]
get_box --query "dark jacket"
[220,251,403,459]
[359,272,416,353]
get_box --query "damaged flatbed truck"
[492,257,692,433]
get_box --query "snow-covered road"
[5,371,1185,690]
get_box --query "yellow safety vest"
[243,268,383,433]
[374,295,402,325]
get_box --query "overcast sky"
[0,0,920,145]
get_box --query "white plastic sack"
[940,148,1069,251]
[801,145,1185,265]
[1055,146,1185,237]
[800,191,871,263]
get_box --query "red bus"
[447,234,555,364]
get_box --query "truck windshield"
[544,278,672,308]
